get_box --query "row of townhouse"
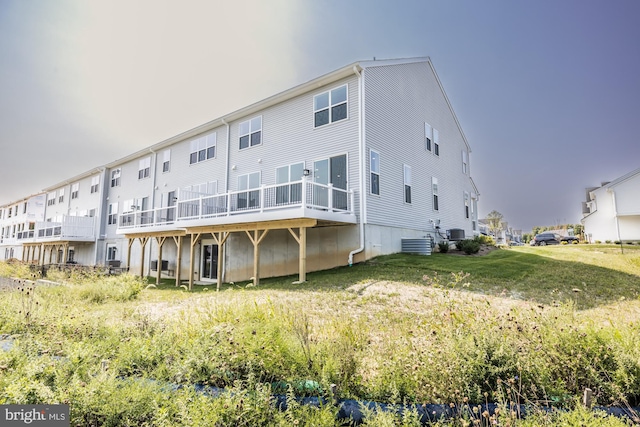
[0,57,480,286]
[581,167,640,243]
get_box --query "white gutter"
[349,65,365,266]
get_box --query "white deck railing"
[33,216,96,241]
[118,178,355,230]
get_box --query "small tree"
[486,210,504,240]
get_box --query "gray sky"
[1,0,639,232]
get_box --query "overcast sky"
[1,0,639,232]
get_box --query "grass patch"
[1,245,639,425]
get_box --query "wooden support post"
[189,233,201,291]
[127,238,134,272]
[245,229,269,287]
[288,227,307,283]
[39,244,44,266]
[155,236,166,285]
[138,236,149,278]
[172,235,183,287]
[212,231,230,292]
[62,244,68,265]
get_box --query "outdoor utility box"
[151,260,169,271]
[448,229,465,241]
[401,238,432,255]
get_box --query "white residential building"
[0,57,480,285]
[582,168,640,243]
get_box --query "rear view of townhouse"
[0,57,479,286]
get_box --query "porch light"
[303,169,311,176]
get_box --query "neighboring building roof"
[603,167,640,189]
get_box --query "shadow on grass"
[148,248,640,310]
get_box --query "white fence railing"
[118,178,354,230]
[34,216,96,240]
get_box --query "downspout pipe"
[349,65,365,266]
[221,118,231,283]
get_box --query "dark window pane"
[434,144,439,156]
[405,185,411,204]
[239,135,249,149]
[207,146,215,159]
[250,131,261,146]
[138,170,144,179]
[190,152,197,164]
[163,161,170,172]
[433,195,439,211]
[315,109,329,127]
[371,174,379,195]
[198,149,206,162]
[426,138,431,151]
[276,186,288,205]
[331,103,347,122]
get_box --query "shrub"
[606,240,612,244]
[437,242,449,253]
[473,234,495,246]
[462,240,480,255]
[595,240,602,244]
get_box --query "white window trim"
[432,177,439,211]
[403,164,412,204]
[462,150,468,174]
[314,84,348,128]
[238,116,262,150]
[425,122,433,152]
[71,183,79,199]
[189,132,216,164]
[370,149,380,195]
[163,149,171,172]
[111,168,121,187]
[90,175,100,194]
[138,157,151,179]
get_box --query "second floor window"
[111,169,121,187]
[90,176,100,193]
[71,183,79,199]
[190,133,216,164]
[58,189,64,203]
[314,85,347,127]
[138,157,151,179]
[434,128,440,156]
[239,117,262,149]
[47,192,56,206]
[425,123,433,152]
[462,150,468,174]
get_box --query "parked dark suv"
[532,232,561,246]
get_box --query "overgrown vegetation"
[1,244,639,426]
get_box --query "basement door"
[201,240,219,281]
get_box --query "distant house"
[0,57,480,285]
[581,168,640,243]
